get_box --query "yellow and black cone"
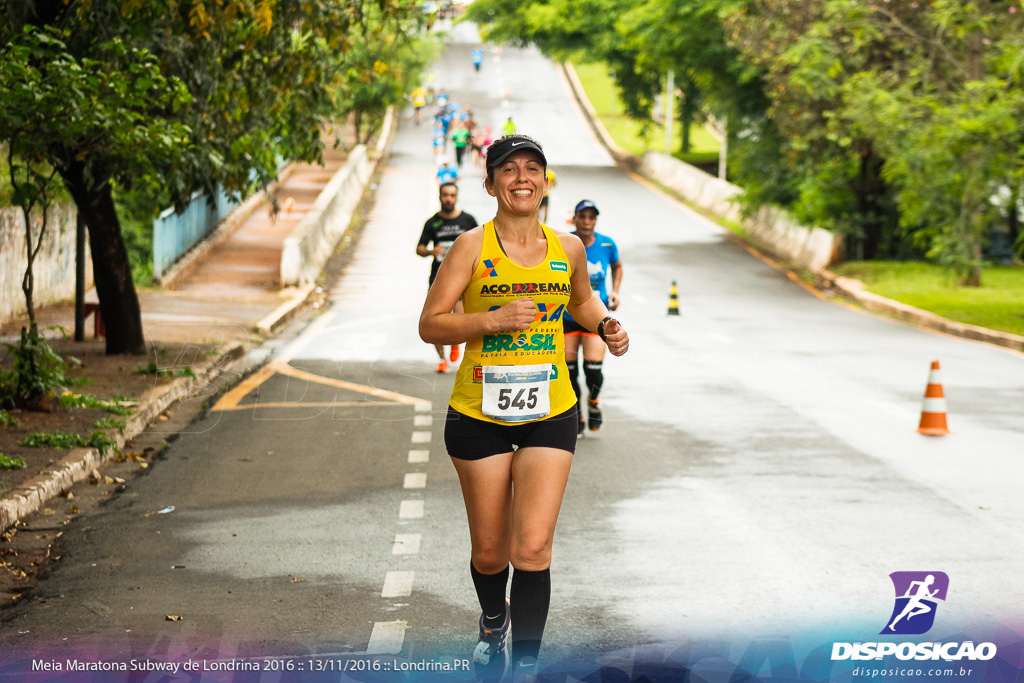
[668,281,680,316]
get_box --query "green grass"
[60,392,136,416]
[832,261,1024,336]
[0,454,26,470]
[21,429,117,452]
[571,62,720,158]
[93,416,126,433]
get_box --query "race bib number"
[481,364,551,422]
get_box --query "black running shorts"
[445,405,579,460]
[562,317,595,336]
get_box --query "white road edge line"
[392,534,422,555]
[400,500,425,519]
[382,571,415,598]
[364,621,407,654]
[404,473,427,489]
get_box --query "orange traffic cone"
[917,360,950,436]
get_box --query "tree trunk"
[678,82,697,155]
[856,146,884,260]
[19,206,38,326]
[60,160,147,355]
[1009,182,1020,254]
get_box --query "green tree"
[834,0,1024,283]
[721,1,904,259]
[335,4,440,144]
[723,0,1024,279]
[0,1,416,354]
[0,22,193,355]
[616,0,762,156]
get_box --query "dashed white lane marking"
[411,431,432,443]
[404,473,427,489]
[408,450,430,463]
[414,415,433,427]
[382,571,415,598]
[392,534,422,555]
[400,500,425,519]
[415,402,432,412]
[365,620,407,654]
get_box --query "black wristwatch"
[597,316,614,342]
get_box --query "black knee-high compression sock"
[509,567,551,669]
[583,360,604,401]
[471,562,510,628]
[566,358,581,403]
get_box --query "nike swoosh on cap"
[511,141,524,146]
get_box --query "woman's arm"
[560,234,629,356]
[418,229,537,345]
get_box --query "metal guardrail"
[152,187,240,280]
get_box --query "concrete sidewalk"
[0,118,393,532]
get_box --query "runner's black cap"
[486,135,547,168]
[574,200,599,215]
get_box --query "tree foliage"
[466,0,1024,281]
[0,0,424,354]
[334,3,441,144]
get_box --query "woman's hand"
[602,318,629,356]
[493,297,537,331]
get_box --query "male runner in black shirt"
[417,182,478,372]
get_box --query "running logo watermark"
[882,571,948,635]
[831,571,997,665]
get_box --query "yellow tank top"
[450,221,576,424]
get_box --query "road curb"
[255,284,318,336]
[817,270,1024,353]
[560,60,1023,355]
[0,342,246,533]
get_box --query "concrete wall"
[640,151,837,272]
[280,144,373,287]
[0,204,91,323]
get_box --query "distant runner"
[417,182,478,372]
[562,200,622,435]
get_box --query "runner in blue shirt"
[562,200,623,436]
[472,46,485,72]
[436,161,459,185]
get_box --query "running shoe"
[473,604,510,682]
[588,399,603,431]
[450,345,460,362]
[436,360,449,373]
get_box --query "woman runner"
[419,134,629,681]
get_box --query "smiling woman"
[418,134,629,681]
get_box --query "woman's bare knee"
[472,546,510,574]
[510,538,552,571]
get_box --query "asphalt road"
[3,19,1024,682]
